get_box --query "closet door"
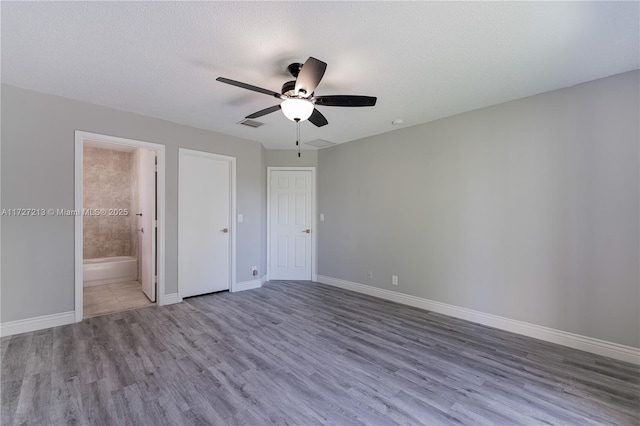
[179,149,233,298]
[269,170,313,280]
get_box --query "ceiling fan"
[216,57,377,127]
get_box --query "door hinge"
[154,219,158,227]
[155,275,158,284]
[154,164,158,172]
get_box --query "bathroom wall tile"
[83,146,135,259]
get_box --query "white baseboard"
[235,275,267,292]
[161,292,179,306]
[317,275,640,365]
[1,311,75,337]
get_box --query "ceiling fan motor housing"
[281,80,297,97]
[281,80,311,98]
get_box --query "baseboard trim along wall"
[161,293,180,306]
[1,311,76,337]
[1,279,269,337]
[235,275,267,292]
[317,275,640,365]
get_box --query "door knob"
[221,228,229,233]
[303,229,311,233]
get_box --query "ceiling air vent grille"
[305,139,336,148]
[238,119,265,128]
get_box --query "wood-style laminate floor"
[2,281,638,425]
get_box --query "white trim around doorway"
[266,167,317,282]
[74,131,167,322]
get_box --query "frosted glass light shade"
[281,98,314,122]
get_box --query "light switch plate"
[320,213,325,222]
[237,214,243,223]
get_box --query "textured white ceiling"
[2,2,638,149]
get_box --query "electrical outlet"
[251,266,258,276]
[392,275,398,285]
[367,271,373,280]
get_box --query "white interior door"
[139,148,156,302]
[179,150,231,298]
[270,170,313,280]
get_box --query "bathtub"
[83,256,137,286]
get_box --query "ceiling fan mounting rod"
[287,62,303,78]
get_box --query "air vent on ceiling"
[238,119,265,128]
[304,139,336,148]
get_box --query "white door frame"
[74,131,166,322]
[267,167,317,282]
[178,148,236,301]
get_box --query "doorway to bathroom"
[74,131,166,321]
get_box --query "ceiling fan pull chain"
[298,123,301,157]
[296,119,301,158]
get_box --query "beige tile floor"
[83,281,154,318]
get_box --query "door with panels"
[269,170,313,280]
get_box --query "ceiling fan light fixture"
[281,98,314,122]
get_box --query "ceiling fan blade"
[245,105,281,119]
[295,57,327,97]
[308,108,328,127]
[216,77,282,98]
[314,95,377,107]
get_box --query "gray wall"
[260,145,267,277]
[265,149,318,167]
[1,84,265,322]
[318,71,640,348]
